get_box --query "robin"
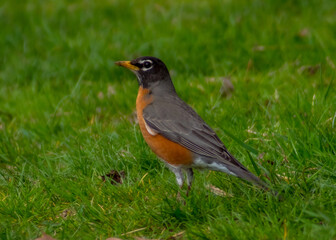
[115,56,269,195]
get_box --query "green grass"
[1,0,336,239]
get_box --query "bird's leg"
[186,168,194,197]
[166,164,184,199]
[174,169,184,201]
[174,169,184,189]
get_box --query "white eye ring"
[139,59,153,71]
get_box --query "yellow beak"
[115,61,140,71]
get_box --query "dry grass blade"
[206,184,233,197]
[120,227,147,236]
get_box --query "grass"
[0,0,336,239]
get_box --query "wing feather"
[142,95,247,169]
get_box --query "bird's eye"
[143,61,152,68]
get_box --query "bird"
[115,56,269,195]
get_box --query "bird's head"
[115,56,172,89]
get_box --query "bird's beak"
[115,61,140,71]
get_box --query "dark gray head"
[116,56,174,90]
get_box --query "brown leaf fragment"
[106,238,123,240]
[298,28,310,38]
[220,77,234,98]
[101,170,125,185]
[298,64,320,75]
[35,233,56,240]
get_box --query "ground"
[0,0,336,239]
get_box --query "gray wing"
[142,95,248,170]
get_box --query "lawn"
[0,0,336,239]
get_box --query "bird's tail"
[226,164,280,197]
[200,155,277,195]
[226,164,269,190]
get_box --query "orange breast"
[136,87,193,166]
